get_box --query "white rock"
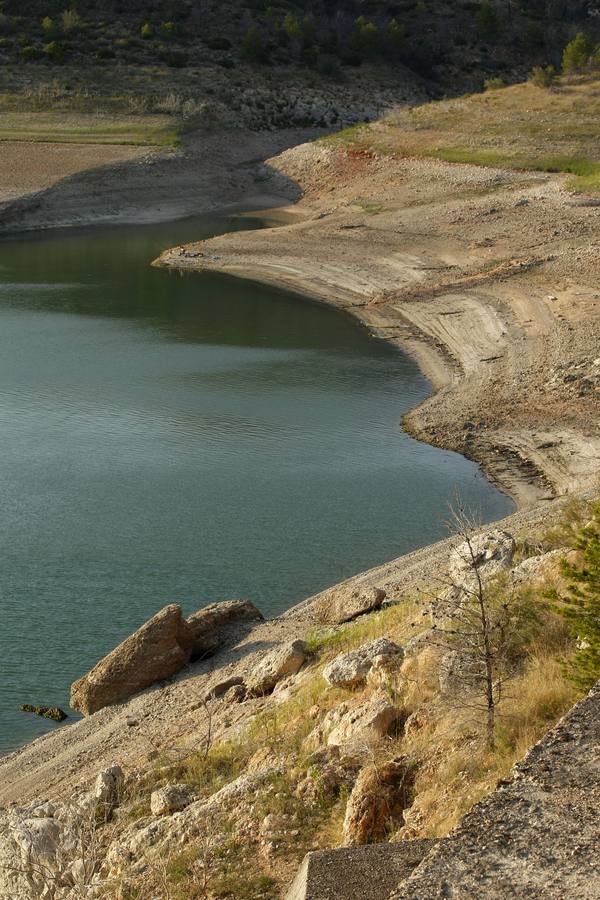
[94,765,123,813]
[323,639,403,689]
[323,692,402,751]
[511,549,566,584]
[449,530,516,585]
[246,640,306,696]
[150,784,196,817]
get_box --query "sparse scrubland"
[323,72,600,192]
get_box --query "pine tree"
[562,32,595,73]
[559,502,600,690]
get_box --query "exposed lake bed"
[0,215,514,755]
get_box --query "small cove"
[0,215,514,755]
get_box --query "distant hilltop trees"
[0,0,599,88]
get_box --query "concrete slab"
[285,839,437,900]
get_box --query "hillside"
[1,0,599,86]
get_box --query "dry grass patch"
[322,76,600,192]
[0,110,178,146]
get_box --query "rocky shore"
[1,508,597,898]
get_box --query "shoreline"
[155,142,600,510]
[0,134,598,804]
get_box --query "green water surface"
[0,216,514,755]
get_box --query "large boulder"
[323,639,404,690]
[315,585,386,626]
[186,599,264,661]
[70,604,194,716]
[343,758,412,845]
[70,599,264,716]
[246,640,307,697]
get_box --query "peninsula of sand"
[154,136,600,511]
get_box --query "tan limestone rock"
[70,604,194,716]
[246,640,306,696]
[186,599,264,661]
[323,639,404,690]
[343,758,412,845]
[315,585,386,626]
[150,784,196,817]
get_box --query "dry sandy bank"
[0,127,318,233]
[0,141,151,204]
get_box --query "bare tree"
[418,508,519,750]
[1,805,117,900]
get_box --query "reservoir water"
[0,216,514,755]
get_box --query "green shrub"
[530,64,556,88]
[385,18,405,58]
[477,0,499,40]
[484,76,504,90]
[42,16,54,35]
[61,9,80,34]
[349,16,379,58]
[241,25,268,62]
[21,44,43,60]
[42,40,64,62]
[562,32,595,73]
[140,22,153,39]
[159,21,174,38]
[558,501,600,691]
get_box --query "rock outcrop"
[312,692,403,752]
[150,784,196,817]
[343,758,412,846]
[94,765,123,817]
[246,640,307,697]
[315,585,386,626]
[187,598,264,661]
[323,639,404,690]
[70,599,264,715]
[70,604,194,716]
[449,530,516,586]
